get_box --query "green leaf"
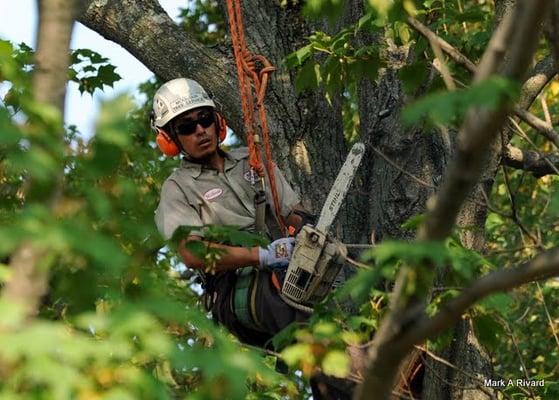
[334,268,381,304]
[480,293,513,314]
[184,239,207,259]
[295,60,321,93]
[322,350,350,378]
[303,0,345,21]
[367,0,394,20]
[472,314,504,350]
[97,64,122,88]
[398,61,430,95]
[281,343,313,366]
[295,44,313,65]
[446,238,490,280]
[401,213,426,231]
[402,76,521,126]
[363,240,449,266]
[96,95,133,147]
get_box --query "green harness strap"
[233,267,263,332]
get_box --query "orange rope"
[225,0,286,234]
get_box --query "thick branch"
[33,0,77,113]
[1,0,78,318]
[419,1,547,241]
[514,108,559,149]
[503,144,559,177]
[356,2,550,398]
[397,247,559,350]
[356,226,559,400]
[77,0,243,132]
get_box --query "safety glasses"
[173,112,215,136]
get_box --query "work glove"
[258,237,296,269]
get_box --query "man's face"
[171,107,218,160]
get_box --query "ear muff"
[151,109,180,157]
[215,112,228,143]
[155,129,180,157]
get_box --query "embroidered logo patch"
[203,188,223,201]
[243,169,258,185]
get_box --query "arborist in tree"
[152,78,312,346]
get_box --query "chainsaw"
[281,142,365,308]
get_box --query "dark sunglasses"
[173,112,215,136]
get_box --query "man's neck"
[186,149,225,172]
[206,151,225,172]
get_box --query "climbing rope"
[225,0,286,234]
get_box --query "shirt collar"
[179,149,239,179]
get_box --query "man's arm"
[178,235,260,273]
[178,205,307,273]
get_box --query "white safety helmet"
[152,78,216,128]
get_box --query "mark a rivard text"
[484,378,545,387]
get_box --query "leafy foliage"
[0,39,294,399]
[178,0,226,46]
[69,49,122,94]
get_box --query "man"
[152,78,309,346]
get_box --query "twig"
[500,318,537,399]
[429,39,456,90]
[512,108,559,149]
[502,144,559,177]
[514,306,532,323]
[540,94,552,126]
[345,243,375,249]
[500,163,543,249]
[345,255,372,270]
[407,16,476,73]
[398,246,559,365]
[370,146,435,189]
[416,346,500,400]
[534,281,559,349]
[509,118,559,175]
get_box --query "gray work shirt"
[155,147,300,240]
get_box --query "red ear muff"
[215,113,228,143]
[156,129,180,157]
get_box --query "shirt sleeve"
[155,179,204,240]
[268,164,301,218]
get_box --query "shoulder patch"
[243,169,259,185]
[203,188,224,201]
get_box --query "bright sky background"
[0,1,188,139]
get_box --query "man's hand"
[258,237,296,269]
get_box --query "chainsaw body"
[281,225,347,306]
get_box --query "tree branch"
[513,108,559,149]
[77,0,243,133]
[502,144,559,177]
[396,247,559,351]
[407,16,477,73]
[419,0,548,241]
[407,16,559,147]
[356,2,551,398]
[1,0,78,319]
